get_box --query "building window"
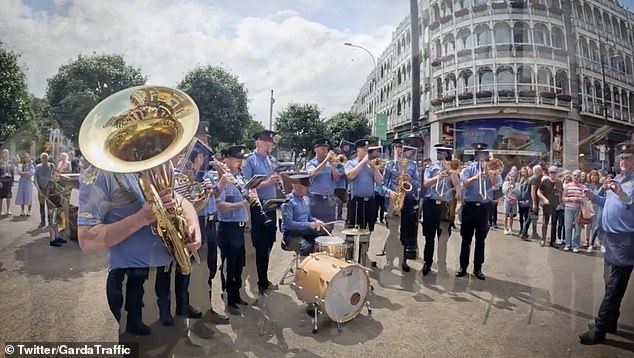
[494,22,512,44]
[513,22,530,44]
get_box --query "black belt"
[352,196,373,202]
[310,194,330,200]
[219,221,246,227]
[465,202,485,207]
[425,198,445,205]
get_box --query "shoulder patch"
[82,170,97,185]
[78,212,93,219]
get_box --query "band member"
[242,130,280,295]
[333,148,348,221]
[382,139,421,272]
[306,138,339,231]
[456,143,501,280]
[579,142,634,345]
[77,167,202,336]
[216,145,254,315]
[200,163,230,324]
[344,139,383,267]
[281,173,327,256]
[422,144,460,276]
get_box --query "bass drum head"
[323,264,370,323]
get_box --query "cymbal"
[341,228,371,236]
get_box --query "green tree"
[324,111,371,147]
[274,103,325,154]
[178,66,250,144]
[0,44,32,141]
[242,118,266,150]
[46,54,146,141]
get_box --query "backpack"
[518,179,531,207]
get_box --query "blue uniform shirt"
[460,162,503,203]
[592,171,634,266]
[216,175,248,222]
[281,192,319,234]
[424,161,455,201]
[77,167,171,269]
[335,164,346,189]
[200,170,218,216]
[306,158,336,196]
[242,151,278,200]
[382,159,421,196]
[344,158,376,198]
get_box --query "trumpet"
[435,159,463,196]
[329,152,347,165]
[478,158,504,200]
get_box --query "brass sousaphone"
[79,85,201,274]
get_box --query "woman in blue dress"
[15,153,35,216]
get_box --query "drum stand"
[278,253,300,285]
[310,298,373,334]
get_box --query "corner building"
[351,0,634,171]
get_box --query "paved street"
[0,190,633,358]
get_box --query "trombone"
[436,159,463,197]
[478,158,503,200]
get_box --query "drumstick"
[321,220,343,226]
[320,224,333,236]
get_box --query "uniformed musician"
[333,148,348,221]
[382,138,421,272]
[306,138,339,232]
[216,145,254,315]
[280,173,327,256]
[242,130,280,295]
[344,139,383,267]
[200,165,230,324]
[422,144,460,276]
[77,167,201,336]
[456,143,501,280]
[579,142,634,345]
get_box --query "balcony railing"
[431,85,572,112]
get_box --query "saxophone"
[391,157,413,213]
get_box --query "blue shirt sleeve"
[382,162,393,193]
[77,169,108,226]
[242,155,254,179]
[591,194,606,207]
[281,201,311,232]
[410,162,421,188]
[460,164,473,184]
[344,160,355,175]
[306,159,318,173]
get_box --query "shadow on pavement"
[14,237,106,281]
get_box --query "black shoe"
[55,237,67,244]
[176,305,202,319]
[455,268,467,278]
[421,263,431,276]
[549,242,558,248]
[158,302,174,326]
[235,297,249,306]
[226,303,241,316]
[266,282,279,291]
[258,289,267,297]
[209,310,230,324]
[305,305,316,317]
[579,328,606,345]
[49,240,63,247]
[473,270,486,280]
[401,261,411,272]
[126,320,151,336]
[587,320,617,334]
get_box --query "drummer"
[281,173,327,256]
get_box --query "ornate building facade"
[351,0,634,171]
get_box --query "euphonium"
[79,85,201,275]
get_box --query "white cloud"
[0,0,398,130]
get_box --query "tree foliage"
[0,44,32,141]
[324,111,371,148]
[242,118,266,150]
[178,66,251,145]
[274,103,325,154]
[46,54,146,141]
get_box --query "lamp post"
[344,42,378,135]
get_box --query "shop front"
[578,123,628,173]
[448,119,553,173]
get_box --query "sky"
[0,0,411,127]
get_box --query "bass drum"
[293,253,370,323]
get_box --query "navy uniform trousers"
[250,207,276,291]
[218,221,246,304]
[106,268,149,323]
[459,202,489,270]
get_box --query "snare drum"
[292,253,370,323]
[314,236,347,259]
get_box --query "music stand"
[244,175,267,189]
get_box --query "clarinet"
[212,159,272,225]
[267,155,286,197]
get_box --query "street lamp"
[344,42,378,135]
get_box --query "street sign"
[374,113,387,141]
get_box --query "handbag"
[576,200,594,225]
